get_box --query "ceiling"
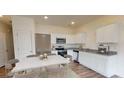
[30,15,104,28]
[0,15,104,28]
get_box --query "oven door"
[58,50,67,57]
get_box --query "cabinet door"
[56,33,66,38]
[79,52,86,65]
[51,50,58,55]
[96,27,105,43]
[66,34,75,44]
[67,50,73,56]
[51,33,56,44]
[75,32,86,44]
[104,24,119,43]
[81,32,86,43]
[92,55,107,75]
[66,34,71,44]
[96,24,119,43]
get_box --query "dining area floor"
[0,62,105,78]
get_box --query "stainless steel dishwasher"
[73,50,79,62]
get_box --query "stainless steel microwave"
[56,38,66,44]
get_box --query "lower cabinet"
[51,50,58,55]
[67,50,73,56]
[79,51,117,77]
[67,49,74,59]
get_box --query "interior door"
[16,30,33,58]
[0,32,7,67]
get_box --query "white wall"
[117,23,124,77]
[35,24,74,34]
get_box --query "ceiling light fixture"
[44,16,48,19]
[71,21,75,25]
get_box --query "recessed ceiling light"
[71,21,75,25]
[44,16,48,19]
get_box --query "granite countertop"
[65,48,80,50]
[52,47,117,56]
[74,49,117,56]
[52,48,80,50]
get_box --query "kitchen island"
[11,55,70,73]
[78,49,117,77]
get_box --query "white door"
[16,30,33,58]
[0,32,7,67]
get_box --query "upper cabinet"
[96,24,119,43]
[66,32,86,44]
[51,32,86,44]
[66,34,75,44]
[75,32,86,44]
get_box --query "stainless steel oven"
[55,47,67,57]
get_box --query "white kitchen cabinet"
[51,32,86,44]
[12,16,35,59]
[75,32,86,44]
[51,50,58,55]
[79,51,117,77]
[67,49,73,56]
[66,34,75,44]
[96,24,119,43]
[51,33,56,44]
[96,27,105,42]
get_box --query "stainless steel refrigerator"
[35,33,51,54]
